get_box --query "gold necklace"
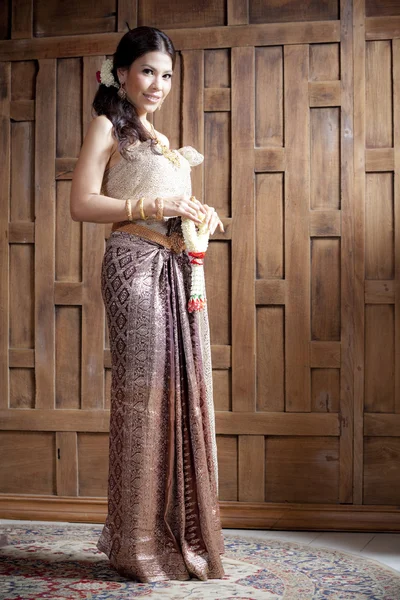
[149,122,181,168]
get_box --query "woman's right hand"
[159,193,207,224]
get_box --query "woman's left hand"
[202,204,224,235]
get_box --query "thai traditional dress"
[96,137,225,582]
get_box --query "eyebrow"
[140,63,173,73]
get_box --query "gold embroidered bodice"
[101,139,204,234]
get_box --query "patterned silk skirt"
[96,228,225,582]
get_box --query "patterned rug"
[0,522,399,599]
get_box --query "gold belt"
[111,221,186,254]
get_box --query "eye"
[143,68,153,75]
[163,73,172,79]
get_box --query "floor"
[1,519,399,573]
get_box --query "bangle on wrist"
[125,197,133,221]
[155,197,164,221]
[138,197,148,221]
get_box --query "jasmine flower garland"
[181,213,210,313]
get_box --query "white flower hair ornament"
[96,58,120,89]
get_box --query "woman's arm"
[70,115,155,223]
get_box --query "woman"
[70,26,225,583]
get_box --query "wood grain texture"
[353,0,366,506]
[181,50,204,199]
[393,39,400,414]
[231,46,256,411]
[366,40,392,148]
[56,432,78,496]
[238,435,264,501]
[0,22,341,61]
[338,0,355,503]
[284,44,311,412]
[249,0,338,24]
[34,60,56,409]
[0,62,11,409]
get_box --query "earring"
[118,84,127,100]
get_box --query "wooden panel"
[56,183,82,281]
[0,408,339,435]
[204,112,230,216]
[57,58,82,156]
[393,39,400,415]
[231,46,255,411]
[56,432,78,496]
[78,433,109,496]
[365,173,394,280]
[204,242,231,346]
[35,59,56,409]
[0,62,10,409]
[366,147,394,171]
[138,0,225,29]
[10,245,34,350]
[284,44,310,411]
[238,435,264,501]
[265,437,339,503]
[0,22,341,62]
[364,414,400,436]
[311,238,341,341]
[256,173,284,279]
[11,122,34,221]
[311,369,340,413]
[204,88,230,112]
[366,16,400,40]
[213,370,231,411]
[364,438,400,504]
[255,280,286,305]
[255,46,283,147]
[256,307,284,412]
[117,0,138,32]
[216,435,237,500]
[228,0,248,25]
[366,1,400,19]
[366,41,392,148]
[309,81,341,107]
[309,210,341,236]
[10,368,35,409]
[365,280,394,303]
[353,0,366,506]
[34,0,115,37]
[254,148,285,172]
[204,49,230,88]
[310,341,341,368]
[181,50,204,198]
[365,305,395,413]
[309,43,340,81]
[0,432,55,495]
[249,0,338,24]
[310,108,340,209]
[55,307,81,409]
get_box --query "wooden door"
[0,0,399,531]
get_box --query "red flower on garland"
[96,70,101,83]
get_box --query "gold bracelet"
[155,197,164,221]
[125,197,133,221]
[138,197,147,221]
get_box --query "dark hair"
[92,26,176,158]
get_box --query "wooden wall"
[0,0,399,531]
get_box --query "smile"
[143,94,161,103]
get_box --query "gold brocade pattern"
[97,140,224,582]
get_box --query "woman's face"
[117,50,173,119]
